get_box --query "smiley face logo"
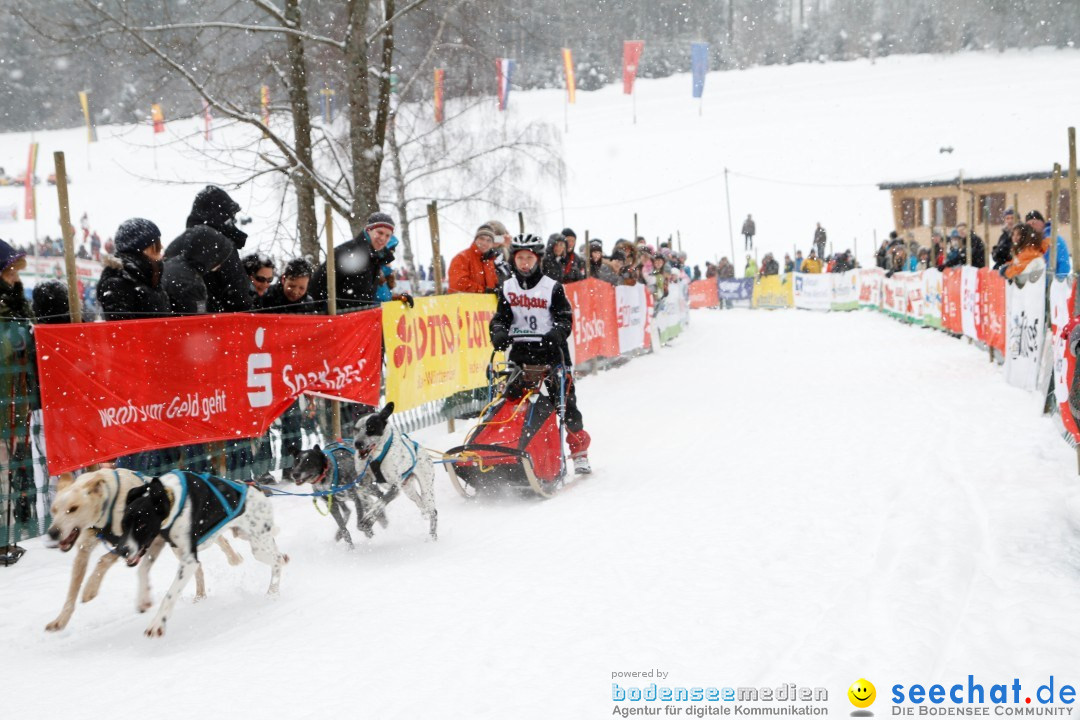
[848,679,876,709]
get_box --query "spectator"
[915,247,931,270]
[991,208,1017,270]
[650,252,670,303]
[587,239,605,279]
[801,249,823,274]
[717,257,735,279]
[484,219,513,281]
[601,250,627,286]
[259,258,316,314]
[0,240,31,320]
[705,261,718,279]
[90,232,101,262]
[759,252,779,276]
[448,224,499,293]
[931,230,946,269]
[375,236,399,302]
[559,228,587,283]
[693,264,702,281]
[97,218,171,321]
[794,249,804,272]
[813,223,827,259]
[943,230,964,268]
[32,280,71,324]
[741,214,755,250]
[1025,210,1071,278]
[957,223,986,268]
[542,233,569,282]
[1002,223,1047,285]
[876,237,891,269]
[161,226,234,315]
[310,211,412,311]
[783,254,794,273]
[165,185,254,313]
[243,253,276,302]
[743,254,758,278]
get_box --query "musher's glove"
[491,329,511,351]
[394,293,414,309]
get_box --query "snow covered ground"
[2,48,1079,269]
[6,309,1080,718]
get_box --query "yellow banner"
[382,294,498,412]
[752,273,794,309]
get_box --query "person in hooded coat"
[310,211,412,311]
[164,186,254,313]
[162,226,234,315]
[558,227,587,283]
[97,218,171,321]
[0,239,31,321]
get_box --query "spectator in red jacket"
[448,224,499,294]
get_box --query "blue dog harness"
[160,471,248,546]
[365,428,420,483]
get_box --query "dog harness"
[160,471,248,546]
[366,428,421,482]
[95,469,148,546]
[319,442,358,490]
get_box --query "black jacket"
[97,252,171,321]
[256,282,318,314]
[162,227,235,315]
[761,257,780,276]
[943,234,986,269]
[164,212,254,314]
[991,228,1014,270]
[490,266,574,367]
[0,278,32,321]
[310,232,393,312]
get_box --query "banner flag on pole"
[562,48,576,104]
[202,99,212,140]
[78,91,97,143]
[24,142,38,221]
[622,41,644,95]
[496,58,516,111]
[260,85,270,125]
[151,103,166,134]
[320,85,334,124]
[434,68,445,123]
[691,42,709,98]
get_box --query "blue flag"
[691,43,709,99]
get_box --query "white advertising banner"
[794,273,832,311]
[903,272,924,322]
[961,267,980,340]
[1050,277,1074,405]
[831,271,858,311]
[616,284,648,354]
[922,269,943,327]
[858,268,883,308]
[1005,278,1047,391]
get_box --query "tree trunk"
[284,0,318,259]
[345,0,374,235]
[387,114,417,285]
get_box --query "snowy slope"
[5,311,1080,719]
[1,49,1079,271]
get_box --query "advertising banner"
[565,279,620,362]
[961,266,980,340]
[922,269,942,328]
[655,279,689,343]
[979,269,1006,353]
[882,274,906,317]
[752,274,793,309]
[830,271,859,311]
[903,272,924,324]
[718,278,754,303]
[36,310,383,473]
[1049,278,1080,442]
[616,284,648,354]
[942,268,962,334]
[622,41,645,94]
[691,42,708,99]
[858,268,883,308]
[688,279,719,308]
[384,294,497,412]
[1004,278,1046,391]
[793,272,831,311]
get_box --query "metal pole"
[53,152,81,324]
[634,212,638,241]
[724,167,735,262]
[325,203,341,440]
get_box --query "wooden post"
[517,211,525,235]
[677,230,682,253]
[53,152,81,324]
[325,203,341,440]
[1013,192,1020,217]
[634,212,639,242]
[428,202,452,432]
[1049,165,1062,281]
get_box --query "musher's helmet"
[509,233,545,259]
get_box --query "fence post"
[53,152,81,324]
[428,202,452,433]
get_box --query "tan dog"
[45,468,242,632]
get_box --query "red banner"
[434,68,445,123]
[942,268,962,334]
[978,269,1006,353]
[35,311,383,473]
[564,279,619,363]
[24,142,37,221]
[623,40,644,94]
[689,280,719,308]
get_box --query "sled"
[444,337,575,499]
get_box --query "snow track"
[6,310,1080,718]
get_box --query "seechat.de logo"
[849,679,877,716]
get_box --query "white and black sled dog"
[354,403,438,540]
[289,443,388,547]
[116,470,288,637]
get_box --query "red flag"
[434,68,445,123]
[623,41,645,94]
[24,142,38,221]
[150,103,165,134]
[35,311,383,473]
